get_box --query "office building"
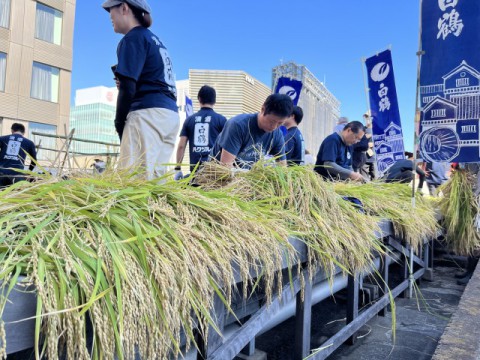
[189,69,271,119]
[272,62,341,154]
[0,0,76,162]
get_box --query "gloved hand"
[174,171,183,181]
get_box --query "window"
[0,0,10,28]
[31,62,60,102]
[29,122,57,162]
[35,3,62,45]
[0,52,5,92]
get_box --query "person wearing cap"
[102,0,179,180]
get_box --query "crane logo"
[370,62,390,82]
[279,85,298,101]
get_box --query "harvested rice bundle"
[334,182,439,251]
[438,169,480,255]
[0,172,298,360]
[197,162,385,277]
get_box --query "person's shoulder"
[323,132,340,143]
[210,109,227,122]
[123,27,153,44]
[228,113,252,125]
[22,137,35,146]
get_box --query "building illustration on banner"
[419,60,480,162]
[373,122,405,173]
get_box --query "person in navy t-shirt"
[0,123,37,187]
[210,94,292,169]
[315,121,366,181]
[175,86,227,176]
[103,0,180,180]
[283,106,305,166]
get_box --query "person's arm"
[27,142,37,171]
[271,130,287,164]
[323,161,363,180]
[176,136,188,165]
[114,75,136,140]
[220,149,237,167]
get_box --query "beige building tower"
[0,0,75,161]
[188,69,271,120]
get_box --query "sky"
[72,1,422,151]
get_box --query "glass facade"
[0,52,6,92]
[70,103,119,155]
[0,0,10,28]
[29,122,57,162]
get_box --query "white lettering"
[245,75,255,85]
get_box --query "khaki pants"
[119,108,179,180]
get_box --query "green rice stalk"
[438,169,480,255]
[334,181,439,251]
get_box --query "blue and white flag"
[419,0,480,163]
[274,77,303,105]
[185,95,194,118]
[365,49,405,176]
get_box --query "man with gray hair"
[315,121,366,181]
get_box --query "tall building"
[0,0,76,162]
[272,62,341,155]
[189,69,271,119]
[70,86,119,155]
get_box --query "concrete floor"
[254,264,465,360]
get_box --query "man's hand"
[349,171,365,182]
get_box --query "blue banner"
[185,95,194,118]
[365,49,405,176]
[419,0,480,163]
[274,77,303,105]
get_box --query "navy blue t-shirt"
[115,26,177,112]
[210,113,286,169]
[180,107,227,171]
[284,126,305,165]
[0,134,37,173]
[315,132,353,177]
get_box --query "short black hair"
[198,85,216,105]
[263,94,293,118]
[343,121,366,134]
[11,123,25,134]
[292,106,304,125]
[404,151,414,159]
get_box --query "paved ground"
[254,263,466,360]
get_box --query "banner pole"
[361,57,377,179]
[412,0,425,206]
[361,57,371,120]
[409,0,425,298]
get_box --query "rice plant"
[333,181,439,251]
[438,169,480,255]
